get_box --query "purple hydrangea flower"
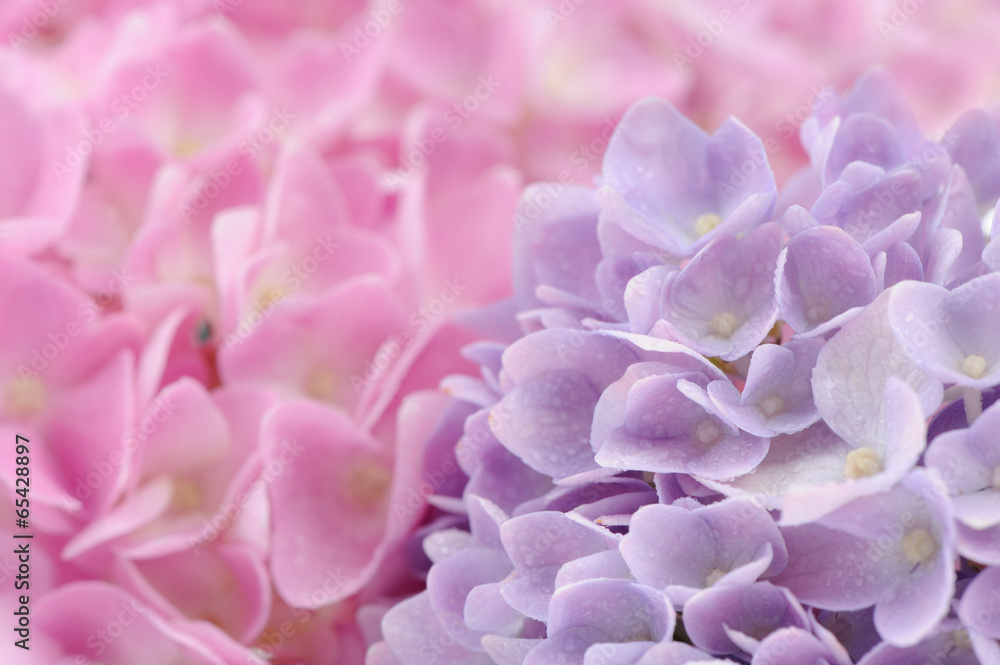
[774,470,956,647]
[367,69,1000,665]
[925,400,1000,530]
[620,499,787,607]
[599,97,776,259]
[647,223,783,360]
[889,272,1000,391]
[592,363,768,479]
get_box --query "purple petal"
[555,550,633,591]
[547,579,674,643]
[854,626,980,665]
[381,592,493,665]
[777,226,877,334]
[600,98,775,258]
[482,636,544,665]
[700,423,852,509]
[465,582,524,636]
[889,273,1000,389]
[814,289,943,450]
[513,184,603,311]
[958,566,1000,640]
[710,340,822,437]
[751,626,852,665]
[684,582,808,655]
[427,547,514,649]
[824,113,905,183]
[780,377,928,525]
[946,108,1000,207]
[881,241,923,288]
[659,224,782,360]
[583,642,654,665]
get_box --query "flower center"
[843,447,882,479]
[172,479,202,512]
[960,354,987,379]
[952,629,971,650]
[347,461,391,510]
[694,419,722,446]
[705,568,726,587]
[709,312,740,338]
[305,367,339,401]
[759,395,784,417]
[901,528,937,564]
[695,213,723,237]
[805,303,828,323]
[255,286,286,312]
[4,377,46,419]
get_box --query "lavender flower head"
[366,68,1000,665]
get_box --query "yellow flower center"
[961,354,987,379]
[705,568,726,587]
[346,460,391,510]
[901,528,937,564]
[844,448,882,479]
[171,479,202,512]
[4,376,46,419]
[305,367,339,402]
[695,213,723,237]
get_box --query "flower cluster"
[370,68,1000,665]
[7,1,1000,664]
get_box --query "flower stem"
[964,387,983,424]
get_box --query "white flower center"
[695,213,723,237]
[709,312,740,338]
[805,303,829,323]
[694,419,722,446]
[843,447,882,479]
[901,528,937,564]
[705,568,726,587]
[960,354,987,379]
[759,395,784,417]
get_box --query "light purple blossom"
[368,69,1000,665]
